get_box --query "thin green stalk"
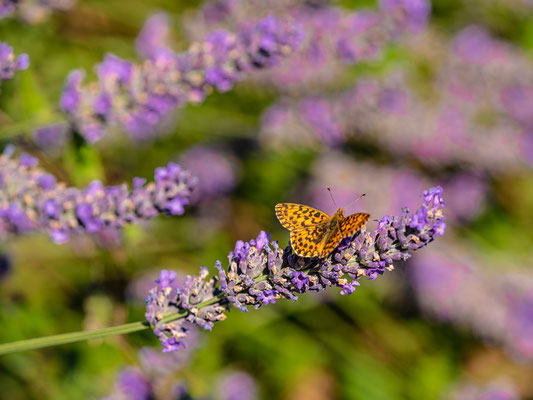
[0,321,149,356]
[0,295,226,356]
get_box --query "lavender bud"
[0,41,29,84]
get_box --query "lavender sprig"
[0,0,75,23]
[0,41,29,85]
[146,186,445,352]
[0,147,196,243]
[61,15,303,143]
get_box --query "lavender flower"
[216,371,258,400]
[33,123,68,152]
[186,1,430,90]
[448,379,520,400]
[412,246,533,363]
[102,368,153,400]
[145,186,445,352]
[0,42,29,84]
[135,12,172,59]
[0,148,196,243]
[61,15,303,143]
[0,0,75,23]
[179,145,239,202]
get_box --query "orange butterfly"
[275,197,370,258]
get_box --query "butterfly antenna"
[327,187,338,209]
[345,193,366,209]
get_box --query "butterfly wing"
[290,223,330,257]
[341,213,370,237]
[319,212,370,258]
[275,203,330,231]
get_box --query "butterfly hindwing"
[290,223,329,257]
[275,203,330,231]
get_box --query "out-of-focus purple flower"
[102,368,153,400]
[298,97,343,146]
[33,124,68,151]
[216,371,258,400]
[501,85,533,128]
[179,146,239,202]
[135,12,171,59]
[0,0,76,23]
[0,41,29,83]
[202,0,236,24]
[448,379,520,400]
[0,150,196,243]
[453,25,501,65]
[0,1,16,18]
[379,0,431,33]
[62,15,303,143]
[147,187,446,351]
[413,246,533,363]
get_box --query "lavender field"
[1,0,532,399]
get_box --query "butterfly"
[275,202,370,259]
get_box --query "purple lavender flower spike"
[0,0,76,23]
[136,12,171,59]
[101,368,153,400]
[147,187,445,351]
[0,150,196,243]
[0,42,29,84]
[379,0,431,33]
[62,15,303,143]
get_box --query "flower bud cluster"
[0,41,29,84]
[0,148,196,243]
[146,186,446,351]
[61,15,303,143]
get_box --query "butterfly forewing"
[275,203,330,231]
[340,213,370,237]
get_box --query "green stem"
[0,295,227,356]
[0,321,149,356]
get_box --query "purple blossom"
[135,12,171,59]
[0,0,76,23]
[102,368,153,400]
[379,0,431,33]
[61,15,303,143]
[0,41,29,83]
[216,371,258,400]
[33,124,68,151]
[146,187,445,351]
[0,150,196,243]
[179,146,239,202]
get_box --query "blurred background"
[1,0,533,398]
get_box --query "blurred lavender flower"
[102,368,153,400]
[0,42,29,84]
[412,245,533,363]
[135,12,172,59]
[0,0,75,23]
[216,371,258,400]
[301,151,485,225]
[0,148,196,243]
[61,15,303,143]
[179,146,239,202]
[146,186,445,352]
[186,1,430,90]
[448,379,520,400]
[33,123,68,152]
[260,66,531,171]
